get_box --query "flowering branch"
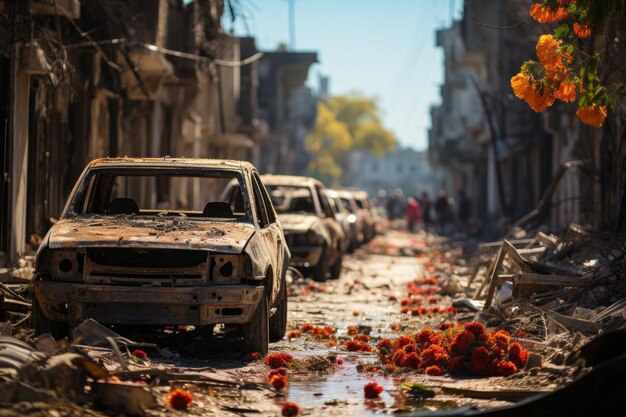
[511,0,625,128]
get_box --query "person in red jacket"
[405,197,423,232]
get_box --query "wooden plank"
[482,244,506,309]
[439,385,549,402]
[515,273,590,288]
[546,310,602,333]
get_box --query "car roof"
[260,174,323,187]
[337,187,370,199]
[86,157,254,171]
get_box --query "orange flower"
[281,402,300,417]
[300,323,314,333]
[536,34,561,67]
[390,323,401,331]
[269,374,288,390]
[470,347,490,375]
[355,334,370,343]
[416,328,434,345]
[364,382,384,399]
[425,365,443,376]
[554,7,568,20]
[576,105,607,127]
[525,85,555,112]
[554,81,576,102]
[496,360,517,376]
[327,339,338,347]
[511,72,534,100]
[166,388,193,410]
[530,4,567,23]
[287,331,301,339]
[266,352,295,368]
[131,349,148,360]
[573,23,591,38]
[451,330,475,356]
[376,338,395,351]
[464,322,486,337]
[448,355,465,374]
[347,326,359,335]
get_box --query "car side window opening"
[315,186,334,218]
[255,174,277,224]
[251,176,270,228]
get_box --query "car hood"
[278,213,319,233]
[47,216,255,254]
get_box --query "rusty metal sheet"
[48,217,255,253]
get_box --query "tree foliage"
[511,0,626,128]
[305,94,396,181]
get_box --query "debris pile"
[465,224,626,337]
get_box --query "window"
[71,168,248,221]
[265,185,316,214]
[251,175,270,228]
[255,173,277,224]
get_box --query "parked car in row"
[336,189,368,249]
[33,158,289,354]
[325,189,356,253]
[260,175,345,282]
[351,189,379,241]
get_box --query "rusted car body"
[259,175,345,281]
[32,158,289,353]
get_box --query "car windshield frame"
[63,166,253,223]
[264,183,320,216]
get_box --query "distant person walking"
[405,197,423,232]
[434,190,450,232]
[458,189,471,226]
[420,192,431,226]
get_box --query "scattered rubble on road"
[0,224,624,416]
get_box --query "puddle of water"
[285,355,458,416]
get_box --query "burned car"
[259,175,345,281]
[32,158,290,353]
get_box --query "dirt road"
[94,229,563,417]
[3,229,580,417]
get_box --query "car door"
[250,172,284,303]
[314,184,343,261]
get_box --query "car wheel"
[31,297,68,339]
[269,283,288,342]
[242,295,269,354]
[312,246,330,282]
[330,253,343,280]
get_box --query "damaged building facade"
[0,0,318,267]
[429,0,626,237]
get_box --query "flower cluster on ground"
[372,322,528,376]
[392,274,457,317]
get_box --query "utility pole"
[288,0,295,50]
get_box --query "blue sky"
[229,0,463,150]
